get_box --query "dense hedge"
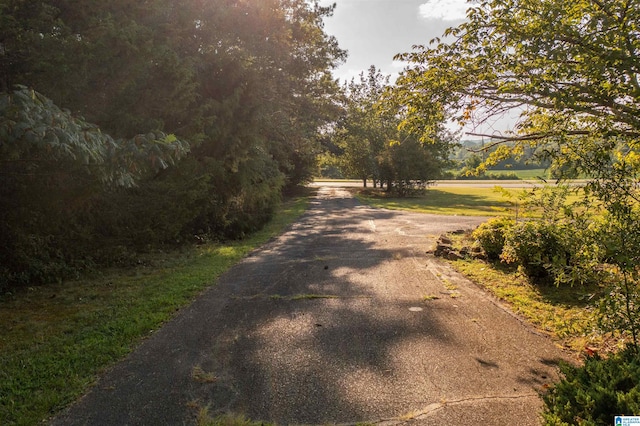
[543,346,640,425]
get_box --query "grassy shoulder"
[451,255,606,355]
[448,168,550,180]
[0,190,312,426]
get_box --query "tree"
[396,0,640,141]
[0,87,188,289]
[393,0,640,349]
[332,66,394,187]
[331,65,452,191]
[377,137,443,195]
[0,0,346,289]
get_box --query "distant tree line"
[0,0,345,291]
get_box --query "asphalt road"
[51,187,570,425]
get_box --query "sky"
[318,0,519,135]
[319,0,470,83]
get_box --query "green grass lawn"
[355,186,520,217]
[452,257,608,354]
[0,192,311,426]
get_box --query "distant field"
[446,168,550,180]
[354,186,521,217]
[315,169,552,183]
[354,183,585,219]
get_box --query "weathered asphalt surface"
[51,187,570,425]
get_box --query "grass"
[451,257,607,354]
[354,185,584,218]
[196,410,274,426]
[354,186,518,217]
[0,191,311,426]
[191,366,218,384]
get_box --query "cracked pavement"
[51,186,571,425]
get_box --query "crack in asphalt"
[365,393,542,425]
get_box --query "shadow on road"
[52,187,568,426]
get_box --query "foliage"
[0,87,188,290]
[0,0,345,290]
[500,220,570,284]
[377,138,442,195]
[331,66,451,191]
[450,140,550,176]
[0,86,188,187]
[592,209,640,350]
[332,66,396,186]
[452,171,522,180]
[392,0,640,351]
[471,185,602,287]
[472,217,514,261]
[395,0,640,140]
[543,346,640,425]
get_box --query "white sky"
[319,0,471,83]
[319,0,517,135]
[418,0,473,21]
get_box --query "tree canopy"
[329,66,451,192]
[0,0,345,290]
[395,0,640,142]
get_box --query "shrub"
[472,217,515,261]
[543,345,640,425]
[501,220,569,284]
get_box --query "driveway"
[52,187,570,425]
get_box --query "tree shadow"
[358,188,512,214]
[51,187,565,426]
[180,188,460,423]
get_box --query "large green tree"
[333,66,394,187]
[0,0,345,289]
[333,65,451,191]
[393,0,640,347]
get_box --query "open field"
[488,168,549,179]
[353,186,521,217]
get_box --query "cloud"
[418,0,472,21]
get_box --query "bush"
[501,220,569,284]
[472,217,515,261]
[543,345,640,425]
[454,171,522,180]
[377,139,441,197]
